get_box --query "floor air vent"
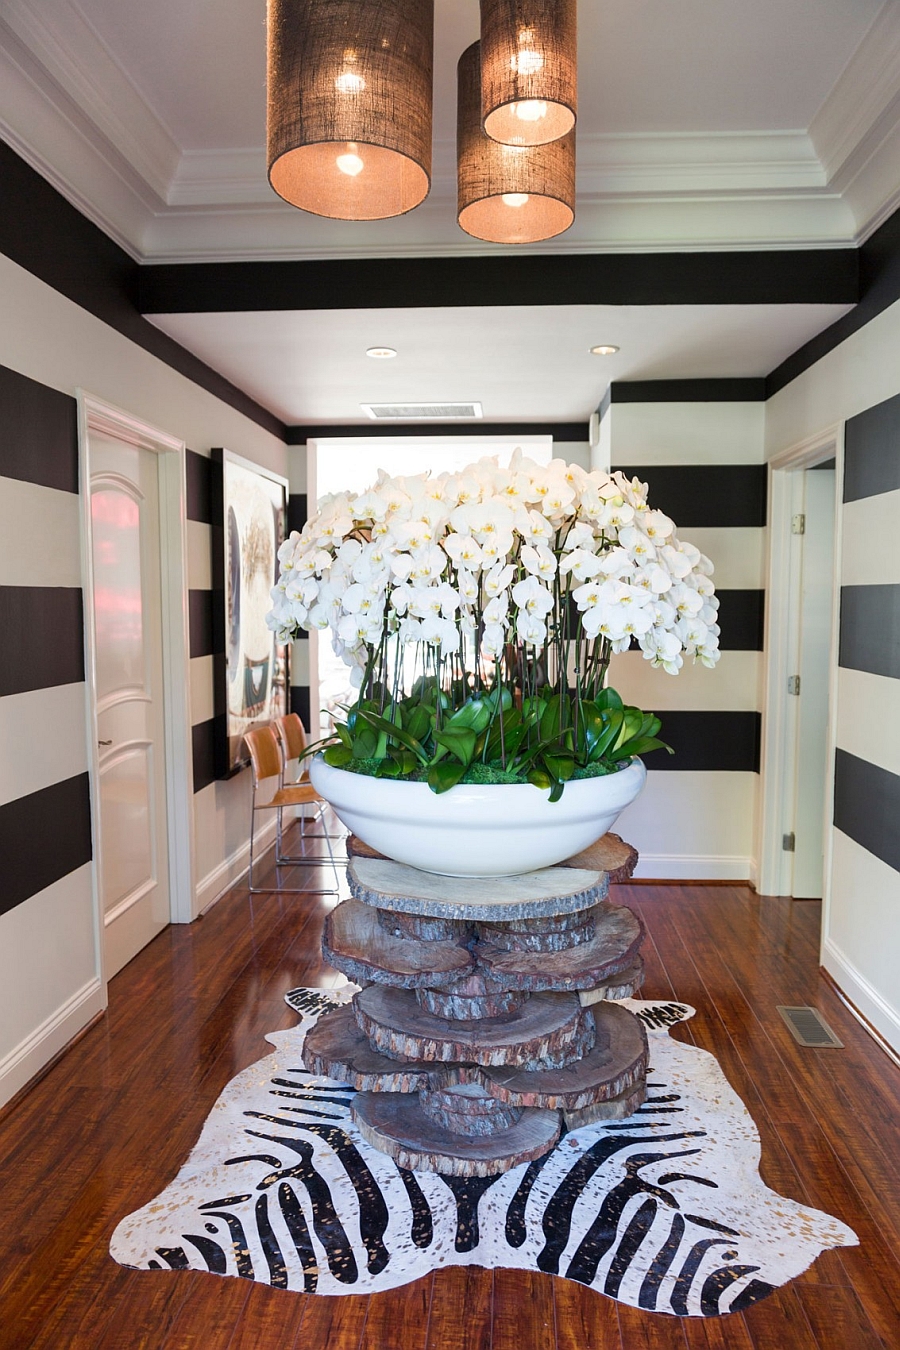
[361,401,483,421]
[776,1005,843,1048]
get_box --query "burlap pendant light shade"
[480,0,576,147]
[457,42,574,244]
[267,0,434,220]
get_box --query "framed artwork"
[211,448,289,777]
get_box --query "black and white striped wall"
[602,391,766,879]
[0,361,101,1102]
[829,393,900,1043]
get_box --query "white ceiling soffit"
[145,303,854,425]
[0,0,897,262]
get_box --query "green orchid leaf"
[596,686,624,712]
[434,726,477,766]
[375,757,401,777]
[427,760,468,794]
[323,744,353,768]
[611,735,673,760]
[354,707,428,761]
[548,778,565,803]
[544,753,575,782]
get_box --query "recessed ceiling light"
[590,344,619,356]
[366,346,398,359]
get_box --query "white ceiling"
[147,302,853,425]
[0,1,896,424]
[2,0,900,259]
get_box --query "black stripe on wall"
[611,464,767,528]
[843,393,900,503]
[0,773,92,918]
[192,716,224,794]
[188,589,218,659]
[0,363,78,494]
[0,141,285,442]
[606,378,766,406]
[290,685,311,732]
[286,422,588,443]
[0,586,84,697]
[287,493,308,534]
[640,711,761,772]
[839,585,900,680]
[717,590,765,651]
[186,449,213,524]
[834,748,900,875]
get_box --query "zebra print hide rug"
[110,988,856,1318]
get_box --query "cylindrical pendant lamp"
[480,0,576,147]
[457,42,574,244]
[267,0,434,220]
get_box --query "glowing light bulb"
[502,193,529,208]
[336,149,364,176]
[511,50,544,76]
[335,71,366,93]
[515,100,548,122]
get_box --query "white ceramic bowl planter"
[310,755,646,877]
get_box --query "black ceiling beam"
[287,420,589,443]
[138,250,859,316]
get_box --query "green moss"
[328,756,627,787]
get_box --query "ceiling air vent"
[360,401,484,421]
[777,1005,843,1048]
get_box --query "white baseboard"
[0,976,105,1110]
[195,817,279,917]
[822,936,900,1056]
[632,854,753,881]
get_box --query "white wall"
[0,251,287,1107]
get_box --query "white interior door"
[90,434,170,976]
[791,466,836,899]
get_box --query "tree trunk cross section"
[304,846,649,1175]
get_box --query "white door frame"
[77,392,195,996]
[758,423,844,898]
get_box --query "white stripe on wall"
[610,650,761,712]
[841,488,900,585]
[0,682,88,807]
[608,402,765,464]
[679,526,766,590]
[187,518,213,591]
[0,862,97,1072]
[836,667,900,780]
[0,475,81,587]
[826,830,900,1043]
[614,769,758,880]
[189,654,216,726]
[291,638,310,686]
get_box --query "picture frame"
[211,448,289,777]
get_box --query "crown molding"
[0,1,897,262]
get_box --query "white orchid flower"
[483,594,510,626]
[520,543,558,580]
[512,575,554,617]
[560,548,604,582]
[479,531,514,564]
[444,533,484,570]
[481,623,506,658]
[669,582,704,618]
[516,613,547,647]
[483,562,515,597]
[456,567,479,604]
[561,521,595,551]
[390,584,411,616]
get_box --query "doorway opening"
[308,435,554,740]
[759,426,842,900]
[78,394,194,988]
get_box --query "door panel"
[90,435,170,976]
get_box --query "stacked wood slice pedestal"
[302,838,649,1177]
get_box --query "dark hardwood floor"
[2,830,900,1350]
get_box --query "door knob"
[98,739,112,746]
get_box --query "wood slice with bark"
[578,958,646,1005]
[301,1003,439,1092]
[353,985,596,1069]
[475,1002,648,1111]
[562,832,639,883]
[352,1091,561,1177]
[323,898,474,989]
[474,903,645,993]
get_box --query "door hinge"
[792,514,806,535]
[788,675,801,695]
[783,832,796,852]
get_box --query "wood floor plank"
[426,1267,493,1350]
[359,1273,433,1350]
[492,1269,556,1350]
[2,865,900,1349]
[554,1277,622,1350]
